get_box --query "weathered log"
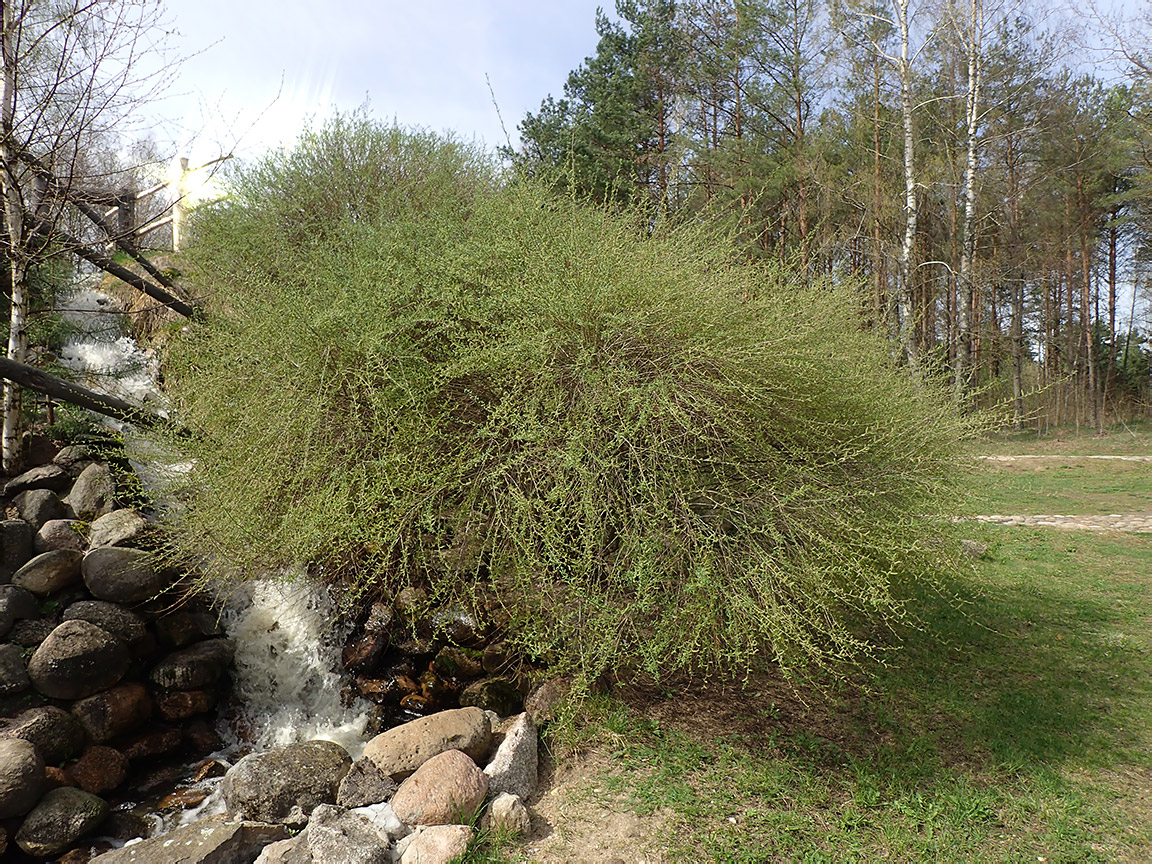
[29,219,195,319]
[0,356,176,432]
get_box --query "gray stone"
[11,549,83,595]
[66,462,116,520]
[222,740,352,826]
[303,803,392,864]
[253,835,307,864]
[482,792,531,836]
[83,546,170,603]
[63,600,148,647]
[6,617,54,648]
[34,519,87,553]
[13,488,67,530]
[26,619,130,700]
[483,713,537,800]
[14,786,107,856]
[362,707,491,780]
[4,464,71,496]
[0,737,44,819]
[961,539,989,560]
[53,445,98,478]
[348,802,409,841]
[0,706,86,764]
[150,638,234,690]
[396,825,472,864]
[88,509,148,548]
[337,757,398,808]
[89,814,287,864]
[0,519,34,580]
[0,583,38,638]
[390,750,488,827]
[524,676,570,727]
[0,643,30,695]
[153,609,210,649]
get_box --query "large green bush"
[163,116,976,683]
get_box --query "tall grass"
[159,116,978,684]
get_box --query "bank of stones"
[0,437,556,863]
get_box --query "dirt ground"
[517,748,671,864]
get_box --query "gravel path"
[977,454,1152,462]
[973,514,1152,532]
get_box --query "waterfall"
[218,576,372,756]
[54,273,372,760]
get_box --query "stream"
[54,274,373,834]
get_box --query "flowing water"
[54,274,373,830]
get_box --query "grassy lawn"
[966,459,1152,515]
[485,426,1152,863]
[966,420,1152,516]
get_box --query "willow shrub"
[162,118,976,684]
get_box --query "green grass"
[557,527,1152,862]
[482,427,1152,863]
[965,420,1152,516]
[967,459,1152,515]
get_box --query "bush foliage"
[163,115,976,683]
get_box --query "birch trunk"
[896,0,919,363]
[954,0,982,396]
[1,0,25,472]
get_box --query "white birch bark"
[1,0,26,472]
[895,0,919,363]
[954,0,983,395]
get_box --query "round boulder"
[459,677,523,717]
[71,682,152,744]
[4,464,71,496]
[150,638,233,690]
[26,620,130,700]
[34,520,87,554]
[82,547,169,604]
[389,749,488,826]
[222,740,352,826]
[12,549,84,595]
[0,584,38,639]
[53,445,98,477]
[87,510,147,549]
[70,745,128,795]
[63,600,148,648]
[0,706,86,765]
[14,786,108,857]
[13,489,67,530]
[362,706,491,780]
[65,462,116,521]
[0,737,44,819]
[0,519,35,580]
[0,643,31,695]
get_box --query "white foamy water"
[55,280,165,408]
[218,576,372,758]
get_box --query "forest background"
[508,0,1152,431]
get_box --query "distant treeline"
[510,0,1152,427]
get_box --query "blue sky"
[151,0,1147,169]
[156,1,614,164]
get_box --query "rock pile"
[0,442,229,859]
[0,438,561,862]
[90,706,541,864]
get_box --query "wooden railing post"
[171,156,189,252]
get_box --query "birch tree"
[0,0,174,471]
